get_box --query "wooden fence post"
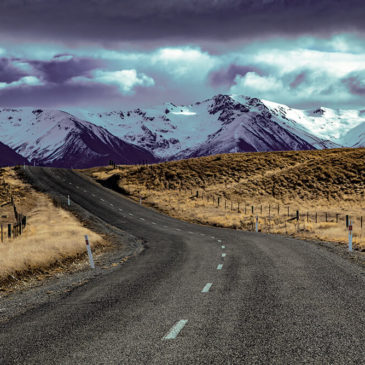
[287,206,290,217]
[307,211,309,223]
[237,202,240,212]
[325,212,328,222]
[296,210,299,221]
[315,212,318,223]
[1,224,3,243]
[218,197,220,207]
[269,205,271,217]
[346,215,349,228]
[251,206,254,214]
[336,214,339,223]
[8,224,11,239]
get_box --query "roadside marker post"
[84,235,95,269]
[67,195,70,206]
[348,221,353,252]
[255,216,258,232]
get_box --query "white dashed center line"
[217,264,223,270]
[84,190,87,193]
[152,222,156,225]
[222,253,226,258]
[221,245,225,249]
[140,218,145,221]
[176,228,181,231]
[218,240,222,243]
[110,203,114,206]
[200,233,205,236]
[92,194,96,197]
[211,236,215,239]
[188,231,193,234]
[100,198,104,202]
[163,320,188,340]
[201,283,213,293]
[129,213,134,216]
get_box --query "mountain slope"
[0,108,155,168]
[0,141,28,167]
[74,94,341,160]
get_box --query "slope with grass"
[0,168,106,288]
[85,148,365,249]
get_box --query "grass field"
[85,148,365,250]
[0,168,106,288]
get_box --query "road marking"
[188,231,193,234]
[140,218,145,221]
[222,253,226,257]
[76,186,79,189]
[211,236,215,239]
[92,194,96,197]
[84,190,87,193]
[119,208,123,211]
[176,228,181,231]
[217,264,223,270]
[152,222,156,225]
[218,240,222,243]
[200,233,205,236]
[164,225,168,228]
[201,283,213,293]
[110,203,114,206]
[163,320,188,340]
[69,182,72,185]
[129,213,133,216]
[221,245,225,249]
[100,198,104,202]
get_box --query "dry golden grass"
[0,168,106,286]
[84,148,365,250]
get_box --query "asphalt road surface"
[0,167,364,364]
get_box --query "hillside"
[85,148,365,249]
[0,141,28,167]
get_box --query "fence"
[0,195,27,243]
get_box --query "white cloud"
[0,76,43,89]
[231,72,282,94]
[71,69,155,94]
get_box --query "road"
[0,166,364,364]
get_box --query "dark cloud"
[28,56,102,83]
[0,58,25,83]
[289,72,307,89]
[209,64,263,87]
[342,72,365,95]
[0,0,364,43]
[0,82,122,108]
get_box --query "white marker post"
[84,235,95,269]
[139,197,142,205]
[255,216,259,232]
[348,221,353,252]
[67,195,70,206]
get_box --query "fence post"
[8,224,11,239]
[307,211,309,223]
[287,206,290,217]
[361,216,363,229]
[255,216,259,232]
[217,197,220,207]
[348,221,353,252]
[277,204,280,215]
[225,200,227,209]
[336,214,339,223]
[67,195,70,206]
[244,206,247,214]
[296,210,299,221]
[237,202,240,212]
[260,205,262,214]
[231,201,233,211]
[346,215,349,228]
[326,212,328,222]
[1,224,3,243]
[251,206,254,214]
[84,235,95,269]
[315,212,318,223]
[269,205,271,217]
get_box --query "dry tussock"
[84,148,365,250]
[0,168,106,286]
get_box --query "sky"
[0,0,364,110]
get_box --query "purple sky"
[0,0,364,110]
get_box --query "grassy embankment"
[0,168,106,288]
[85,148,365,250]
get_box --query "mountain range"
[0,94,364,168]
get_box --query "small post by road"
[139,197,142,205]
[67,195,70,206]
[84,235,95,269]
[255,216,258,232]
[348,221,353,252]
[8,224,11,239]
[1,224,3,243]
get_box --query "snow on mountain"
[0,108,155,168]
[0,95,363,168]
[73,94,341,160]
[0,141,28,167]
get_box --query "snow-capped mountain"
[73,94,342,160]
[0,108,155,168]
[0,95,364,167]
[0,141,28,167]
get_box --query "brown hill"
[85,148,365,249]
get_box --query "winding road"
[0,167,364,364]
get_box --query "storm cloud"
[0,0,364,43]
